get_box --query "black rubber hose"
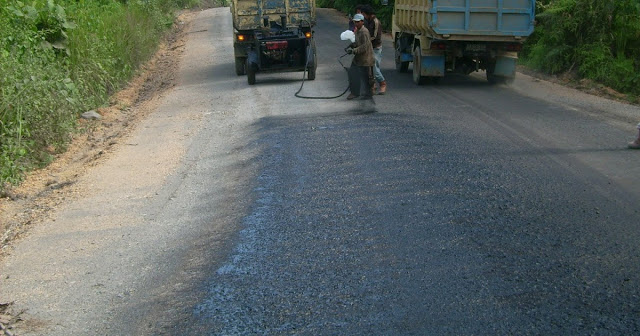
[294,53,351,99]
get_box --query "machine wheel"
[395,41,409,73]
[235,57,246,76]
[307,42,317,80]
[412,46,426,85]
[246,60,256,85]
[307,64,316,80]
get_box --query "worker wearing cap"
[346,13,375,100]
[362,5,386,95]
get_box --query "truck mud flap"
[493,56,517,77]
[420,55,445,77]
[400,52,412,63]
[397,37,412,62]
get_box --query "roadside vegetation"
[319,0,640,100]
[0,0,221,192]
[522,0,640,101]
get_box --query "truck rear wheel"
[246,60,256,85]
[235,57,246,76]
[412,46,426,85]
[307,66,316,80]
[307,42,317,80]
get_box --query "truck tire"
[395,42,409,73]
[307,42,317,80]
[307,65,316,80]
[246,60,256,85]
[235,57,246,76]
[412,46,426,85]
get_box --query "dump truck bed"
[394,0,534,40]
[231,0,316,30]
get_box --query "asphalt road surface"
[2,7,640,336]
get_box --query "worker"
[346,13,375,100]
[362,5,387,94]
[348,5,366,32]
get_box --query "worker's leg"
[348,64,361,99]
[366,66,375,97]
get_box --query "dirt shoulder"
[0,10,202,334]
[0,8,250,334]
[0,10,197,260]
[516,65,638,107]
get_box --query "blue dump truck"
[392,0,535,84]
[231,0,317,85]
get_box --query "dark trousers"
[348,65,374,97]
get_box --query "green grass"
[521,0,640,96]
[0,0,222,191]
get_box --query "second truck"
[393,0,536,84]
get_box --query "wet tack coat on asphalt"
[1,7,640,336]
[184,112,640,334]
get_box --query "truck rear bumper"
[248,37,313,72]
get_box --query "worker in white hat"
[346,13,375,100]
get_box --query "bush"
[0,0,205,191]
[522,0,640,96]
[317,0,394,32]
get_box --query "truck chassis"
[394,34,523,84]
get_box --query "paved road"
[2,7,640,335]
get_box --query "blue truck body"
[392,0,536,84]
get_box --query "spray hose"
[294,53,350,99]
